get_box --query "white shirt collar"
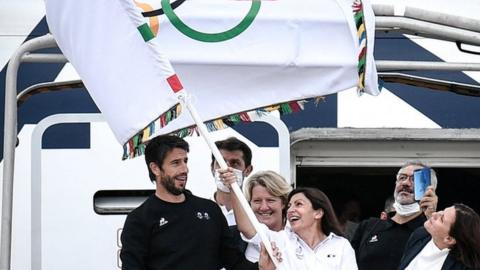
[285,227,337,252]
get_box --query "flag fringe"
[352,0,367,95]
[122,103,182,160]
[122,98,321,160]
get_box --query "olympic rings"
[161,0,261,42]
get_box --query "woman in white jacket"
[220,168,358,270]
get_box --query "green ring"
[161,0,261,42]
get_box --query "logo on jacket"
[196,212,211,220]
[159,217,168,227]
[295,246,304,260]
[368,235,378,243]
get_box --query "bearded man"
[351,161,438,270]
[120,135,257,270]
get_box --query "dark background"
[297,166,480,220]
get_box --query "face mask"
[393,201,420,217]
[214,168,244,193]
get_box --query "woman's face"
[250,185,285,231]
[287,193,322,234]
[425,206,456,246]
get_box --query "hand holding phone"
[414,167,431,201]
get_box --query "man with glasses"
[351,161,438,270]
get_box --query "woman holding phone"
[220,168,357,269]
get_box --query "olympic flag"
[45,0,379,158]
[45,1,379,265]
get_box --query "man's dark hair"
[145,135,189,182]
[384,196,395,213]
[210,137,252,167]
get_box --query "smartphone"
[414,167,431,201]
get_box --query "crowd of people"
[120,135,480,270]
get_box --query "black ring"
[142,0,185,17]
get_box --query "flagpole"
[178,92,281,269]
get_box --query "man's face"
[394,165,423,205]
[213,149,252,177]
[424,206,456,246]
[158,148,189,195]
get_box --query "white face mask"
[214,168,244,193]
[393,201,420,217]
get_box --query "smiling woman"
[242,171,292,262]
[253,187,357,269]
[244,171,291,231]
[220,166,359,270]
[286,188,343,243]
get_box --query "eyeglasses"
[396,173,414,183]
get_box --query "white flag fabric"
[46,0,379,158]
[45,0,184,149]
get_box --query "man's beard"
[161,175,184,195]
[393,191,420,216]
[394,187,415,205]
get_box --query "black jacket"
[398,227,473,270]
[351,214,426,270]
[120,192,257,270]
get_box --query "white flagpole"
[178,92,282,269]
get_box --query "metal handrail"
[376,16,480,46]
[1,34,66,270]
[379,72,480,97]
[17,80,84,107]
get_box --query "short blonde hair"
[243,170,292,206]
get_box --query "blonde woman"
[242,171,292,262]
